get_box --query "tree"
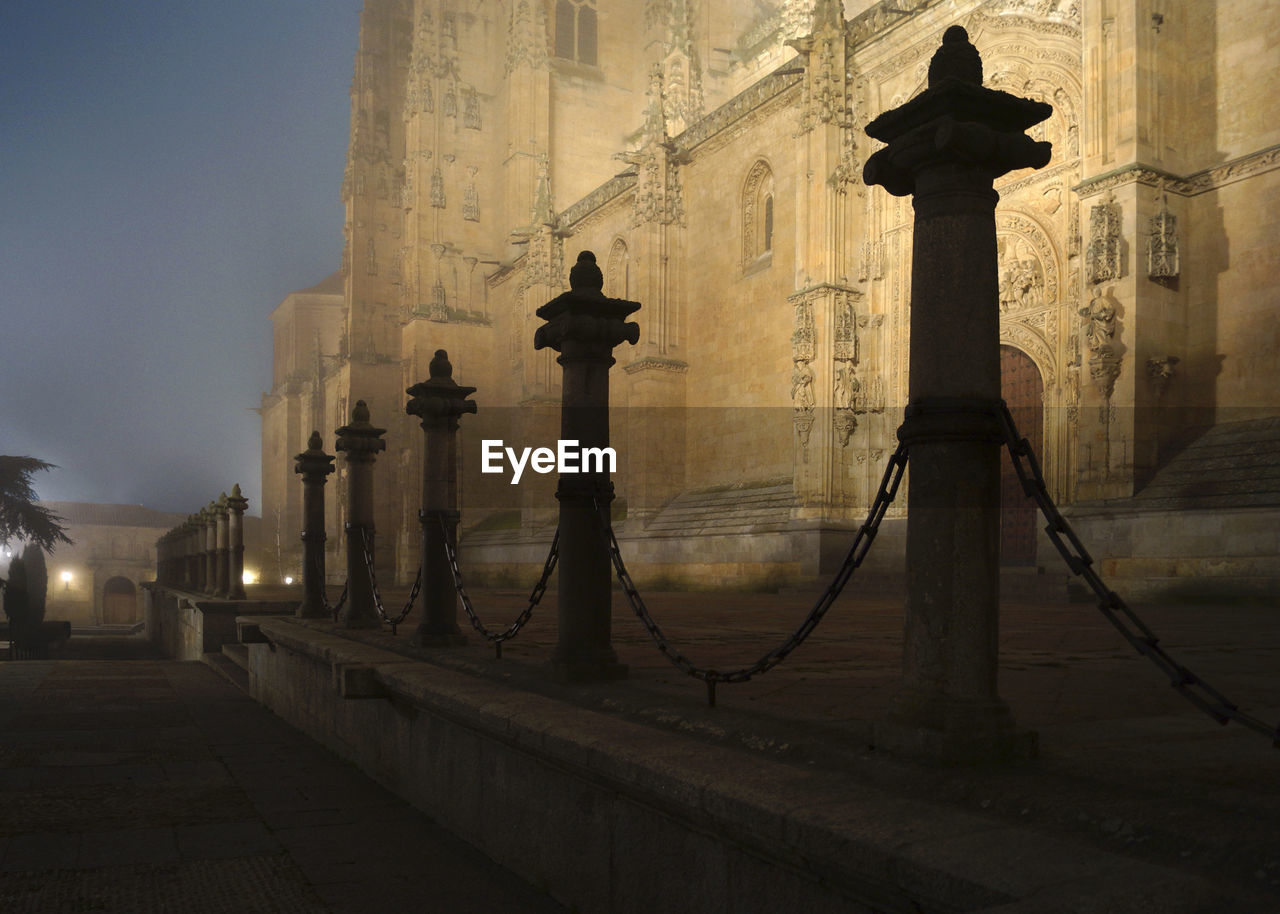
[0,456,71,552]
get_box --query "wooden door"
[1000,346,1043,566]
[102,577,136,624]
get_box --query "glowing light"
[284,575,294,585]
[242,569,258,586]
[60,570,73,582]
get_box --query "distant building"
[37,502,187,628]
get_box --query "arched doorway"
[102,577,136,624]
[1000,346,1043,565]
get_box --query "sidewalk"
[0,635,566,914]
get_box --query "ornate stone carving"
[858,240,884,282]
[791,295,816,363]
[463,87,481,130]
[442,82,456,118]
[661,0,704,135]
[365,238,377,276]
[1078,287,1123,399]
[1085,192,1121,285]
[430,166,446,209]
[1146,355,1179,400]
[506,0,549,74]
[997,237,1046,312]
[463,166,480,222]
[1147,182,1179,280]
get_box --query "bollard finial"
[928,25,982,88]
[352,399,371,424]
[429,349,453,379]
[569,250,604,291]
[307,430,323,450]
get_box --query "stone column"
[213,494,230,598]
[862,27,1051,762]
[407,350,476,647]
[202,504,217,594]
[183,518,197,590]
[335,400,386,629]
[226,484,249,600]
[294,431,336,619]
[534,251,640,681]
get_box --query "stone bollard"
[294,431,336,618]
[182,518,195,589]
[406,350,476,647]
[202,503,217,594]
[335,400,387,629]
[213,494,230,598]
[226,484,249,600]
[863,26,1050,762]
[534,250,640,681]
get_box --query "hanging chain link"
[596,444,909,705]
[303,533,348,622]
[356,526,421,635]
[439,514,558,656]
[995,401,1279,746]
[327,581,348,623]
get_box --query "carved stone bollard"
[294,431,336,619]
[202,503,217,594]
[336,401,386,629]
[407,350,476,647]
[213,493,230,598]
[534,250,640,681]
[863,26,1051,762]
[226,484,249,600]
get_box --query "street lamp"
[60,570,72,591]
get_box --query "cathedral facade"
[261,0,1280,599]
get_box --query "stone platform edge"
[243,616,1242,914]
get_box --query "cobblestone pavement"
[0,637,566,914]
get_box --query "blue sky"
[0,0,361,514]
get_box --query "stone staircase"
[640,478,796,535]
[203,642,249,693]
[1132,416,1280,510]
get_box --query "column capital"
[862,27,1051,197]
[534,251,640,355]
[335,400,387,462]
[406,350,477,431]
[294,431,336,483]
[225,483,249,516]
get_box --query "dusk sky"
[1,1,361,515]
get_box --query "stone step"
[203,649,249,693]
[643,482,796,534]
[1135,417,1280,509]
[222,641,250,670]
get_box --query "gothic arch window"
[606,237,630,298]
[555,0,597,66]
[742,159,775,271]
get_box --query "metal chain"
[995,401,1279,746]
[439,514,558,657]
[357,526,421,635]
[596,444,909,706]
[328,581,348,623]
[303,536,348,622]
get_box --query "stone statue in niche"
[791,359,816,410]
[1079,287,1123,399]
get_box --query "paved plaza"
[0,635,566,914]
[2,585,1278,911]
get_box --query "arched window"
[606,237,630,298]
[742,159,775,271]
[555,0,597,66]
